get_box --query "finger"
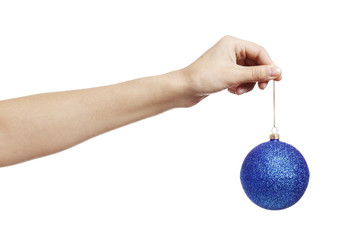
[232,65,282,84]
[258,81,269,90]
[239,82,256,89]
[221,36,273,65]
[244,58,257,66]
[239,40,274,65]
[237,53,259,66]
[236,82,256,95]
[228,87,237,94]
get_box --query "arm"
[0,36,281,167]
[0,72,189,166]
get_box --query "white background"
[1,0,359,239]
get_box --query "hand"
[179,35,282,106]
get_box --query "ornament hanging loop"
[271,127,278,134]
[270,127,279,140]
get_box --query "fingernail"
[268,67,281,79]
[262,82,268,89]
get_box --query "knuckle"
[255,45,266,57]
[259,46,266,52]
[252,67,266,81]
[221,35,234,43]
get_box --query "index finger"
[235,39,274,65]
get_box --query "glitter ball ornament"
[240,81,310,210]
[240,137,309,210]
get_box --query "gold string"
[270,80,279,139]
[273,80,275,129]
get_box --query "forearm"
[0,70,188,166]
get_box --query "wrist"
[163,69,202,108]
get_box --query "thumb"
[235,65,281,83]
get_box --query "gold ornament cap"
[269,127,279,140]
[269,133,280,140]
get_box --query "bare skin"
[0,36,281,167]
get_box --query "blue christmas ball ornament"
[240,137,310,210]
